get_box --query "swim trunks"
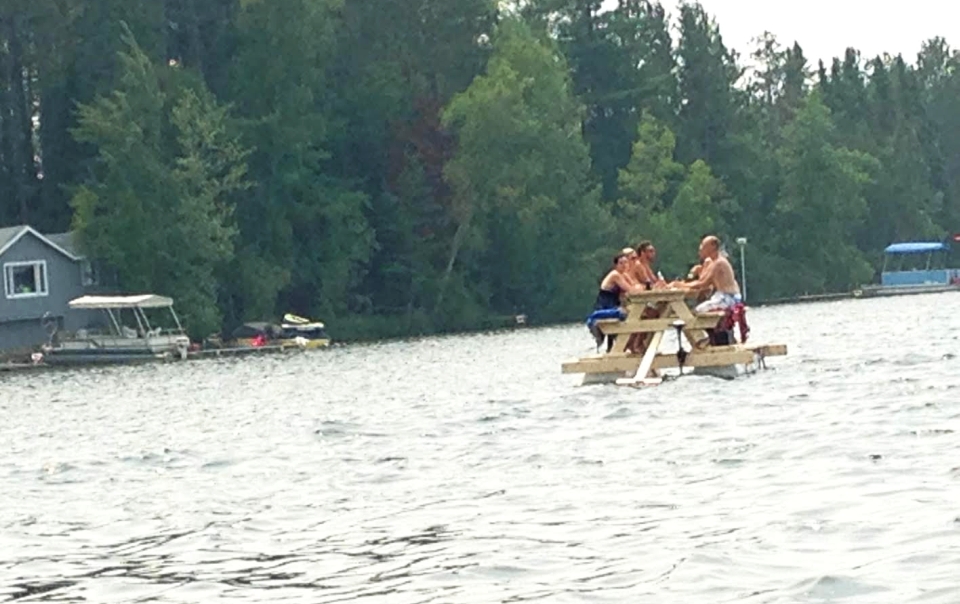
[695,291,742,313]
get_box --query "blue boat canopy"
[884,242,949,254]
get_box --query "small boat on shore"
[228,314,330,350]
[855,241,960,298]
[41,295,191,365]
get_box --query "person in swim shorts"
[673,236,741,313]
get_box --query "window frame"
[80,259,98,287]
[3,260,49,299]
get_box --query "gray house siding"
[0,230,96,352]
[1,319,58,352]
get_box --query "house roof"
[0,225,82,261]
[45,231,82,258]
[0,226,23,252]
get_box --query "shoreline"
[4,287,954,374]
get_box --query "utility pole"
[736,237,747,302]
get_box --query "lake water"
[2,293,960,603]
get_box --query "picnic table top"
[623,288,694,303]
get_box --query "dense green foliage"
[2,0,959,338]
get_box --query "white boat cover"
[68,294,175,309]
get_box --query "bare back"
[704,255,740,295]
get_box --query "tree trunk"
[11,19,38,224]
[1,15,38,225]
[184,0,204,75]
[434,208,472,310]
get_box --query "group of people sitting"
[590,235,744,352]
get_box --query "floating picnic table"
[561,289,787,386]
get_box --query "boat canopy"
[69,294,175,309]
[883,242,949,255]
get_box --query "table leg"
[616,330,664,386]
[668,300,709,348]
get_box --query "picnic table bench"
[561,289,787,386]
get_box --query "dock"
[562,289,787,386]
[0,342,309,374]
[186,344,302,360]
[0,362,46,373]
[758,292,854,306]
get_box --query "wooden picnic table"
[602,288,717,352]
[562,288,787,386]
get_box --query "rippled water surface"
[3,294,960,603]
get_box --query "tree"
[71,27,248,337]
[774,92,878,292]
[675,2,740,171]
[647,159,725,279]
[616,109,726,278]
[331,0,497,322]
[523,0,678,201]
[224,0,374,323]
[441,17,613,321]
[616,110,683,224]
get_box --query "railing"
[880,269,959,287]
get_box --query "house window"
[4,260,49,299]
[80,260,98,287]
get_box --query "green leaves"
[10,0,960,343]
[617,111,684,219]
[774,92,879,291]
[440,16,609,317]
[617,111,724,279]
[70,29,249,337]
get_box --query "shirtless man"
[632,241,666,290]
[675,236,741,313]
[624,241,665,354]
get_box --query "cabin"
[0,225,99,353]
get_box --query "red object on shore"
[252,334,268,347]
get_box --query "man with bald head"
[675,235,742,313]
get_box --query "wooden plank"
[563,343,786,375]
[608,327,630,354]
[624,289,687,304]
[748,343,788,356]
[561,356,642,375]
[636,330,664,381]
[651,347,756,370]
[598,314,723,335]
[666,299,711,348]
[616,330,663,385]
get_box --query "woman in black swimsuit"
[593,252,645,351]
[595,253,641,308]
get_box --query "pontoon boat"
[41,294,191,365]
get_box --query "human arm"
[613,271,647,295]
[675,260,716,292]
